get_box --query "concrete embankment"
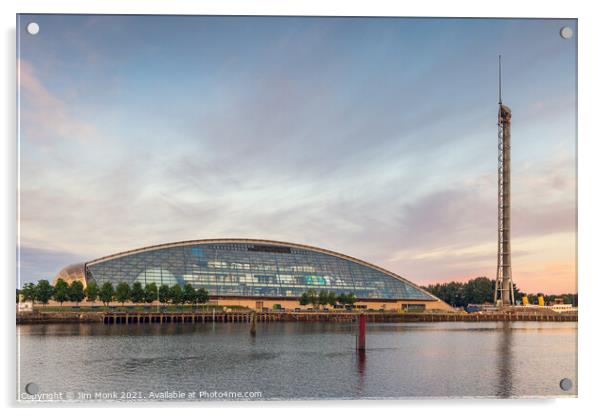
[17,311,104,324]
[17,310,577,325]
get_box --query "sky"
[17,15,577,294]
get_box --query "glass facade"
[86,241,435,301]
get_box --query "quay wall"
[17,311,578,325]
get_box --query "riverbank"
[16,309,578,325]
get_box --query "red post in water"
[357,313,366,351]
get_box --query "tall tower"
[494,56,515,306]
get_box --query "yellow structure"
[538,295,545,306]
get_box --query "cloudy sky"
[17,15,576,294]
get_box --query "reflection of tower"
[494,56,515,306]
[495,321,514,397]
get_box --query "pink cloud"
[19,59,98,143]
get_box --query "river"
[17,321,577,401]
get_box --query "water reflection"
[356,348,366,396]
[18,321,576,399]
[495,322,514,397]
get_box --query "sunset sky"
[17,15,577,294]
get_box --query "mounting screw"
[559,378,573,391]
[560,26,573,39]
[26,22,40,35]
[25,382,39,395]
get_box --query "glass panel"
[87,242,435,300]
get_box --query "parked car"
[465,304,482,313]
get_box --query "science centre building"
[52,239,451,311]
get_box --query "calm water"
[17,321,577,401]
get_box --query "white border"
[2,1,601,415]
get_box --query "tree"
[85,281,99,304]
[52,279,69,305]
[21,283,36,303]
[68,281,85,305]
[130,282,145,304]
[464,277,495,305]
[183,283,197,305]
[345,293,357,306]
[299,292,310,306]
[422,277,495,307]
[564,293,578,306]
[170,284,184,305]
[196,287,209,305]
[35,280,54,305]
[158,284,170,305]
[445,282,465,306]
[115,282,131,305]
[318,291,330,309]
[16,289,20,304]
[327,292,338,307]
[144,282,158,304]
[99,282,115,306]
[424,281,465,307]
[306,289,319,309]
[422,277,578,308]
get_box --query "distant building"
[52,239,452,311]
[17,301,33,312]
[547,304,577,313]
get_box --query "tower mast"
[494,55,515,306]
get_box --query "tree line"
[17,279,210,306]
[421,277,578,307]
[298,289,357,309]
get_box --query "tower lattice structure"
[494,56,515,306]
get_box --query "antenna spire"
[498,55,502,105]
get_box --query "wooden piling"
[357,313,366,351]
[250,311,257,336]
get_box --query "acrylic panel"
[16,15,577,402]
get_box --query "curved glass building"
[55,239,450,311]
